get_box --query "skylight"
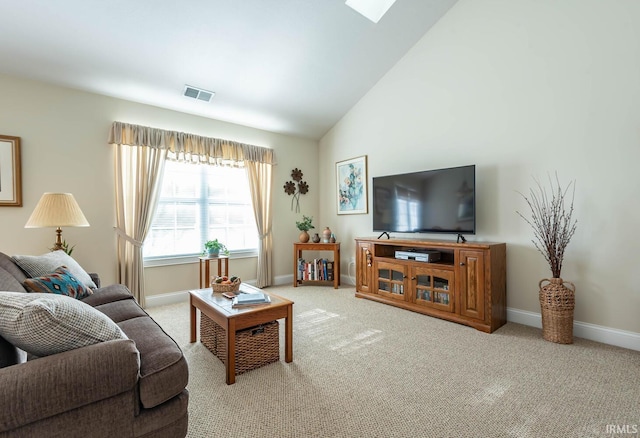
[345,0,397,23]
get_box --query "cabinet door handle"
[459,262,465,266]
[410,276,416,280]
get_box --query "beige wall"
[2,0,638,337]
[319,0,640,334]
[0,73,318,295]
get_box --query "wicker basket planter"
[539,278,575,344]
[200,314,279,375]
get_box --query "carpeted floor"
[147,285,640,438]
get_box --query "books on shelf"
[297,258,334,281]
[232,292,271,307]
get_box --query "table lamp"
[25,193,90,251]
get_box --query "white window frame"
[143,162,258,267]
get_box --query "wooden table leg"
[199,260,204,288]
[293,246,298,287]
[225,319,236,385]
[285,304,293,363]
[205,261,211,288]
[335,246,341,289]
[189,297,197,343]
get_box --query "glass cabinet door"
[375,261,407,301]
[412,267,454,312]
[415,273,432,303]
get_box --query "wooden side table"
[293,242,340,289]
[199,255,230,288]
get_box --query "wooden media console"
[355,237,506,333]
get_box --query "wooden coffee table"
[189,284,293,384]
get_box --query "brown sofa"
[0,252,188,438]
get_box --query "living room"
[0,0,639,435]
[2,0,638,347]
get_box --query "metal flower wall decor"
[284,168,309,212]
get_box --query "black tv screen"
[372,165,476,235]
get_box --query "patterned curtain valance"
[108,121,276,166]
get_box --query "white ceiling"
[0,0,457,140]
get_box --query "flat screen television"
[372,165,476,236]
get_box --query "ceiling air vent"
[183,85,215,102]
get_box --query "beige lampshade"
[25,193,90,228]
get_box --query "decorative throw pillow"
[0,292,127,357]
[23,266,94,299]
[12,251,97,289]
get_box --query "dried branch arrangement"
[517,174,577,278]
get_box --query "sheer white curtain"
[108,122,276,302]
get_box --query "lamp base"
[52,227,63,251]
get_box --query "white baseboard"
[145,280,639,352]
[145,290,189,307]
[274,274,356,287]
[273,275,292,286]
[145,278,260,307]
[507,308,640,351]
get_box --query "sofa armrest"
[89,272,101,288]
[0,339,140,432]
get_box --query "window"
[144,161,258,262]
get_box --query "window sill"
[144,249,258,268]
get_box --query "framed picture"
[336,155,368,215]
[0,135,22,207]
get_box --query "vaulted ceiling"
[0,0,457,139]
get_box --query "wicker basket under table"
[200,314,279,375]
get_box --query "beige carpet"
[147,285,639,438]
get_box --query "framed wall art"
[0,135,22,207]
[336,155,368,215]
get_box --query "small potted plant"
[296,215,314,243]
[51,240,75,256]
[203,239,228,257]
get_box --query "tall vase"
[539,278,575,344]
[299,230,310,243]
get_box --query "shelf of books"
[297,258,335,284]
[293,242,340,289]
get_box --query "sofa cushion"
[12,251,97,289]
[93,299,148,323]
[23,266,94,299]
[118,316,188,409]
[0,266,27,293]
[0,252,28,284]
[81,284,134,307]
[0,292,127,357]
